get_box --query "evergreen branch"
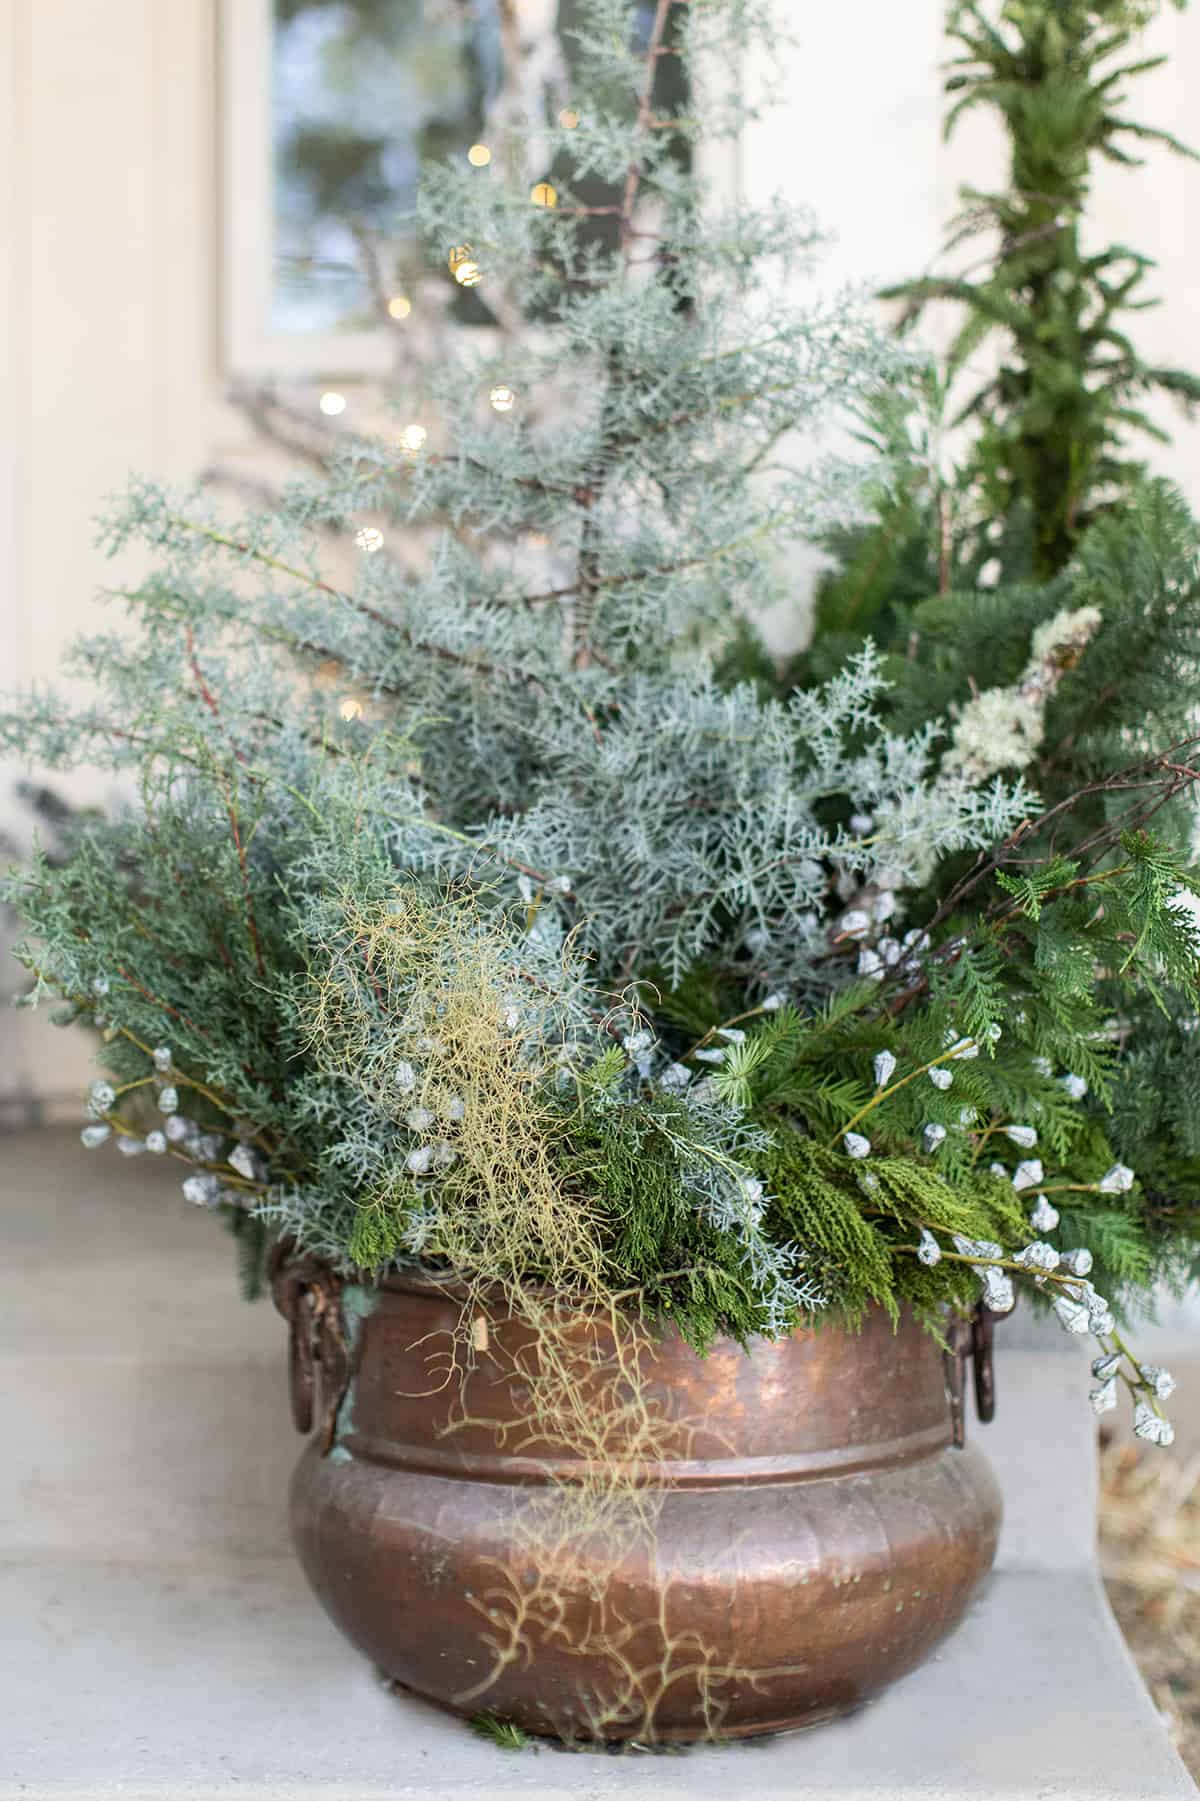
[132,582,520,691]
[100,1113,267,1193]
[183,627,268,982]
[921,738,1200,941]
[618,0,677,266]
[518,518,787,608]
[828,1040,978,1149]
[166,517,372,617]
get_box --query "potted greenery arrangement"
[4,0,1196,1749]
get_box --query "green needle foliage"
[790,0,1200,711]
[854,481,1200,848]
[469,1714,532,1751]
[888,0,1200,579]
[666,823,1200,1318]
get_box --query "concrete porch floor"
[0,1127,1195,1801]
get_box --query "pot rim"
[295,1249,927,1347]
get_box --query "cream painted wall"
[0,0,248,1113]
[3,0,235,697]
[2,0,1200,1112]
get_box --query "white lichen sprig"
[942,605,1103,785]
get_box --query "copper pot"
[274,1258,1001,1743]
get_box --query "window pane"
[270,0,486,335]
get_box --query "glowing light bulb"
[558,108,580,129]
[530,182,558,209]
[339,698,364,721]
[397,423,428,456]
[319,391,346,416]
[489,384,515,413]
[387,294,412,320]
[355,526,384,553]
[467,143,492,167]
[448,244,482,287]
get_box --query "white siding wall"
[2,0,1199,1107]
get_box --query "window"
[220,0,691,378]
[221,0,494,377]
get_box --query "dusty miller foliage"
[2,0,1198,1426]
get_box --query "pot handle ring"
[268,1242,349,1449]
[945,1302,1002,1448]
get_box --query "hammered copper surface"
[279,1268,1002,1743]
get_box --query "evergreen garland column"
[889,0,1200,576]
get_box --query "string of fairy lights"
[320,111,579,570]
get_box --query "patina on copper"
[273,1257,1002,1743]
